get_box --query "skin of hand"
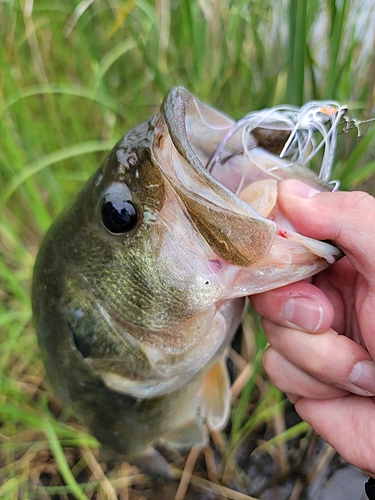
[250,179,375,474]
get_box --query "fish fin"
[198,356,231,432]
[99,444,173,479]
[159,418,207,449]
[131,447,173,480]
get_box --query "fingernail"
[349,360,375,396]
[282,180,320,198]
[284,297,324,332]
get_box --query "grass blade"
[44,418,89,500]
[327,0,348,97]
[286,0,307,105]
[3,83,128,119]
[0,140,113,208]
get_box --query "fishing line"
[339,116,375,136]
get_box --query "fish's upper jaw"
[154,102,278,268]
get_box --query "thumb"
[277,180,375,289]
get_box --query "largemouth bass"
[32,87,342,460]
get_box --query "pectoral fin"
[160,418,207,449]
[198,357,231,432]
[131,447,173,479]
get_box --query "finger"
[295,396,375,474]
[251,281,334,333]
[263,346,348,399]
[277,180,375,290]
[262,319,375,396]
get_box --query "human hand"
[250,179,375,473]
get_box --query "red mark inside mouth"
[277,227,288,238]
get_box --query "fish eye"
[101,200,138,234]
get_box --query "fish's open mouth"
[159,87,343,270]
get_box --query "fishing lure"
[206,100,375,193]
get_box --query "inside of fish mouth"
[184,108,344,264]
[168,98,344,265]
[184,112,282,217]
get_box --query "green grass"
[1,1,375,498]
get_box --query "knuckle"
[320,191,375,242]
[337,190,374,213]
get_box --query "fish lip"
[275,225,343,264]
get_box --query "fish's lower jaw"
[230,235,342,296]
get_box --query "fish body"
[32,87,341,459]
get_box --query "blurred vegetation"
[1,0,375,498]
